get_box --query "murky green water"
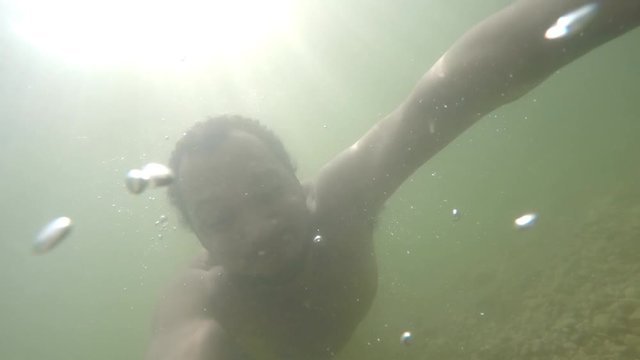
[1,1,639,359]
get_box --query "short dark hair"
[167,115,296,226]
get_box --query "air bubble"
[545,3,598,40]
[142,163,174,187]
[125,169,149,194]
[451,208,461,221]
[33,216,73,254]
[400,331,412,345]
[155,215,169,226]
[125,162,174,195]
[514,213,538,229]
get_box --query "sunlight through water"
[9,0,298,70]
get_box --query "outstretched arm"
[314,0,640,218]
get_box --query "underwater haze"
[1,0,639,359]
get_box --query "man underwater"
[145,0,640,359]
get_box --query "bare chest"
[213,228,378,359]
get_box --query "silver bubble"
[451,208,461,221]
[33,216,73,254]
[125,169,150,194]
[142,162,174,187]
[514,213,538,229]
[545,3,599,40]
[400,331,412,345]
[313,235,323,243]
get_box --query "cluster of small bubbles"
[33,216,73,255]
[155,215,168,227]
[514,213,538,229]
[400,331,412,346]
[545,3,598,40]
[125,162,174,195]
[154,215,171,239]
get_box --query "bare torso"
[208,217,377,360]
[152,181,379,360]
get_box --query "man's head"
[168,115,311,279]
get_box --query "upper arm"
[314,0,640,216]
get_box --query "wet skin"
[147,131,378,360]
[146,1,640,359]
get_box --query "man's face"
[177,130,311,278]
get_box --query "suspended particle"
[545,3,599,40]
[142,162,174,187]
[125,169,150,194]
[33,216,73,254]
[451,208,461,221]
[400,331,412,346]
[514,213,538,229]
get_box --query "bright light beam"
[9,0,297,69]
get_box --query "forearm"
[401,0,640,154]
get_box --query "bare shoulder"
[308,109,412,226]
